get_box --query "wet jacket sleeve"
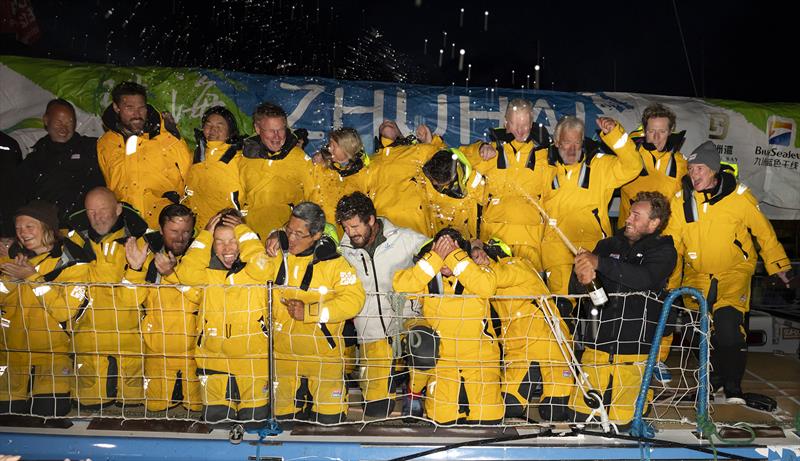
[393,251,443,293]
[30,263,90,324]
[663,193,686,289]
[742,192,791,275]
[175,229,212,286]
[596,237,678,292]
[234,224,272,281]
[444,249,497,298]
[96,136,120,193]
[460,140,485,170]
[599,123,643,188]
[303,257,365,324]
[493,258,548,294]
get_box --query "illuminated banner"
[2,56,799,218]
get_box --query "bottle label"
[588,288,608,306]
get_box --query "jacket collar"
[241,129,300,160]
[633,130,687,154]
[68,202,149,244]
[547,138,600,166]
[101,103,164,141]
[489,126,550,148]
[681,169,737,206]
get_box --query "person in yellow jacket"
[368,120,445,235]
[174,209,272,422]
[0,201,90,416]
[184,106,244,231]
[617,103,688,383]
[264,202,364,424]
[470,238,573,421]
[97,81,192,229]
[123,204,202,413]
[66,187,149,409]
[537,117,642,306]
[238,102,313,240]
[460,98,551,269]
[618,103,687,226]
[664,141,792,404]
[419,148,488,240]
[393,228,504,425]
[306,128,370,237]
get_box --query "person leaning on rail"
[1,200,90,417]
[174,208,272,423]
[470,237,573,422]
[333,192,428,418]
[123,204,202,414]
[264,202,365,425]
[393,227,504,425]
[567,191,677,427]
[66,187,149,410]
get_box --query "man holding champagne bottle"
[566,191,677,427]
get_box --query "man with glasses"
[265,202,365,424]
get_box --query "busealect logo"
[767,115,795,146]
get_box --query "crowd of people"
[0,81,793,428]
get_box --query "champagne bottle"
[584,277,608,307]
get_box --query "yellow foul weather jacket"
[538,123,643,294]
[98,104,192,229]
[461,128,549,266]
[184,132,244,231]
[238,131,313,240]
[0,240,90,357]
[305,156,370,236]
[618,131,687,226]
[66,205,150,354]
[175,224,271,360]
[266,236,365,360]
[368,135,444,235]
[664,171,791,312]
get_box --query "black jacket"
[570,230,677,356]
[17,133,105,227]
[0,131,22,236]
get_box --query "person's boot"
[538,396,571,422]
[401,392,423,421]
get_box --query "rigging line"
[672,0,699,97]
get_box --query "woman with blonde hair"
[307,127,370,236]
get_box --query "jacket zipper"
[591,208,607,238]
[733,239,749,260]
[370,253,390,338]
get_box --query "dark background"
[1,0,796,102]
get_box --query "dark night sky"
[1,0,796,103]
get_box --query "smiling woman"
[0,200,90,417]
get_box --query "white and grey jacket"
[340,218,428,344]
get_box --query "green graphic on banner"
[1,56,252,145]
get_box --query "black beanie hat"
[15,200,60,231]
